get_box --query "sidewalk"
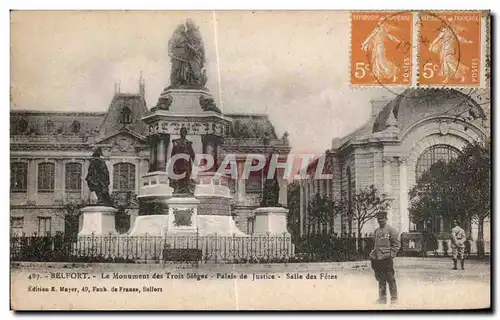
[11,256,490,273]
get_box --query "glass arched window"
[113,163,136,192]
[11,162,28,192]
[415,145,460,180]
[65,163,82,192]
[38,162,55,193]
[120,106,132,125]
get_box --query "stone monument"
[79,147,118,236]
[130,19,243,238]
[253,175,290,236]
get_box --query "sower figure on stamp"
[451,220,466,270]
[86,147,114,207]
[369,211,401,304]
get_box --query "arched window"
[415,145,460,180]
[65,163,82,192]
[113,163,136,192]
[70,121,81,134]
[38,162,55,193]
[11,162,28,192]
[120,106,132,125]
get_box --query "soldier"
[370,211,401,304]
[451,220,466,270]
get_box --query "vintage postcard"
[10,10,491,310]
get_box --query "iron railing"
[10,233,297,264]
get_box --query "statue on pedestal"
[260,175,281,207]
[168,19,207,89]
[170,127,196,195]
[86,147,114,207]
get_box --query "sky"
[10,11,396,153]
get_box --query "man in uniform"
[451,220,466,270]
[370,211,401,304]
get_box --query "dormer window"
[45,120,54,133]
[71,121,81,133]
[120,106,132,125]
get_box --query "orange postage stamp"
[350,11,413,86]
[418,11,482,86]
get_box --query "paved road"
[11,257,490,310]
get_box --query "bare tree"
[343,185,392,247]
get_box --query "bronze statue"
[170,127,196,195]
[86,147,114,206]
[260,174,281,207]
[168,19,207,88]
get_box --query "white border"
[2,0,497,319]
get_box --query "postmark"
[418,11,482,86]
[350,11,413,86]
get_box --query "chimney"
[139,71,145,98]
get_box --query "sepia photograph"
[9,10,491,310]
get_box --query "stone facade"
[300,89,490,242]
[11,83,291,236]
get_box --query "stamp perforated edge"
[348,10,415,89]
[415,10,487,89]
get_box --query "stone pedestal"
[253,207,290,236]
[128,215,169,237]
[78,206,118,236]
[166,197,200,235]
[138,171,173,199]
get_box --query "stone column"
[299,180,305,237]
[54,159,64,203]
[398,157,409,233]
[382,156,393,226]
[156,136,166,171]
[81,158,90,202]
[27,159,37,202]
[277,167,287,207]
[148,135,158,172]
[236,160,246,204]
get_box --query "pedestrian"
[451,220,466,270]
[369,211,401,304]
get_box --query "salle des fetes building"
[10,80,291,236]
[300,88,490,244]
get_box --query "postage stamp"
[350,11,413,86]
[418,11,483,86]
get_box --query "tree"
[452,140,491,242]
[55,200,88,238]
[307,193,338,235]
[286,181,301,242]
[343,185,392,246]
[409,161,457,233]
[409,140,491,245]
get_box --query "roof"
[226,113,278,139]
[98,93,149,137]
[372,88,486,134]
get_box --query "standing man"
[451,220,466,270]
[370,211,401,304]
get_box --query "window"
[414,145,461,234]
[38,217,51,236]
[45,120,54,133]
[11,217,24,236]
[113,163,136,192]
[38,162,55,193]
[65,163,82,192]
[415,145,460,180]
[11,162,28,192]
[70,121,81,134]
[120,106,132,125]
